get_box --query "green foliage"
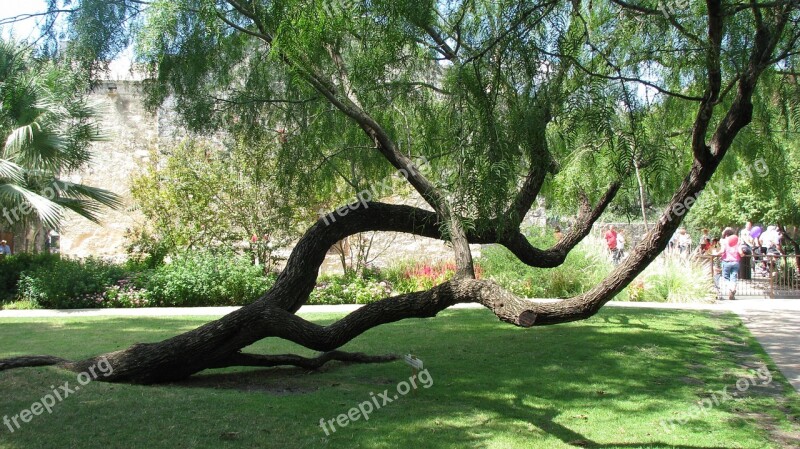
[96,277,153,308]
[685,124,800,230]
[0,37,120,229]
[142,251,275,307]
[479,229,612,298]
[0,253,60,301]
[129,139,301,268]
[19,257,127,308]
[308,272,391,305]
[10,251,274,309]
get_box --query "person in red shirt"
[605,225,620,264]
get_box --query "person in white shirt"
[739,221,752,239]
[0,240,10,255]
[761,226,782,253]
[677,227,692,256]
[760,225,783,273]
[739,221,755,248]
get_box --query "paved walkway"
[2,299,798,391]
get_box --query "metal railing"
[703,254,800,298]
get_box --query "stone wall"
[58,81,154,261]
[592,222,652,249]
[57,80,551,267]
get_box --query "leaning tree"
[1,0,798,383]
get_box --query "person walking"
[605,225,620,265]
[717,234,744,300]
[617,230,626,261]
[761,225,783,274]
[739,222,754,280]
[677,227,692,257]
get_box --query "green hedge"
[141,251,275,307]
[19,257,127,308]
[12,251,275,309]
[4,238,715,309]
[0,253,61,302]
[308,273,391,305]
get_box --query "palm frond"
[49,197,105,223]
[51,179,123,209]
[3,122,38,156]
[0,158,23,182]
[0,183,63,228]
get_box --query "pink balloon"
[728,235,739,247]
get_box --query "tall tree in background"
[129,138,305,270]
[1,0,798,384]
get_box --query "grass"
[1,308,799,448]
[0,299,36,310]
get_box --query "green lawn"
[1,308,798,448]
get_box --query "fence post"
[708,255,714,296]
[769,259,775,299]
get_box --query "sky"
[0,0,50,41]
[0,0,136,79]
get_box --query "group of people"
[600,222,786,299]
[700,222,784,300]
[692,223,783,257]
[604,225,627,265]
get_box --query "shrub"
[19,257,127,308]
[478,229,612,298]
[100,277,154,308]
[381,259,485,294]
[308,273,392,305]
[14,251,275,309]
[142,251,275,306]
[636,257,714,303]
[0,253,60,302]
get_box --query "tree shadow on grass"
[473,396,734,449]
[0,308,796,448]
[154,308,791,448]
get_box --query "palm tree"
[0,37,120,248]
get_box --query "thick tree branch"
[690,0,724,163]
[0,355,68,371]
[209,351,399,370]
